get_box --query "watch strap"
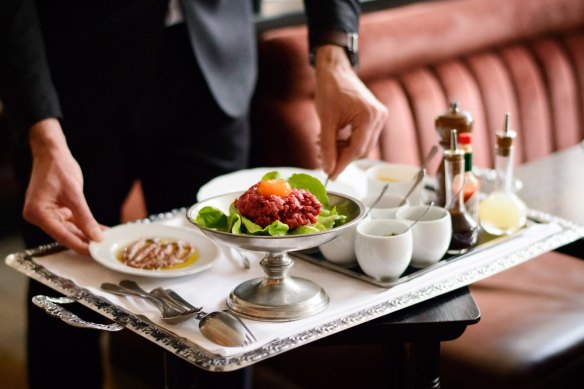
[309,31,359,68]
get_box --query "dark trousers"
[15,23,250,389]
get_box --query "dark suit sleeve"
[0,0,62,133]
[303,0,360,46]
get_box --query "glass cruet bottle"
[479,113,527,235]
[445,129,479,254]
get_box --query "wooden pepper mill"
[434,101,473,206]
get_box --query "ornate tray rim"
[5,208,583,371]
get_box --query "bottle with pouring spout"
[479,113,527,235]
[435,101,474,207]
[444,129,479,254]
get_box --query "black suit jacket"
[0,0,359,134]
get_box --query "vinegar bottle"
[458,132,480,223]
[445,129,479,254]
[479,113,527,235]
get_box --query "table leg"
[408,342,441,389]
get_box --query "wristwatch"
[309,31,359,68]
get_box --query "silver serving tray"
[5,208,583,371]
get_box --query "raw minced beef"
[234,184,321,229]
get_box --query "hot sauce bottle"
[458,132,480,223]
[435,101,474,207]
[479,113,527,235]
[444,129,479,254]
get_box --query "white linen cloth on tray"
[33,213,562,357]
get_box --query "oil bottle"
[479,113,527,235]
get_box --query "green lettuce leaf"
[195,206,228,230]
[288,173,329,207]
[192,171,347,236]
[261,171,281,181]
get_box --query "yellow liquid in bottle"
[479,191,527,235]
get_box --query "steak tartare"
[234,183,321,229]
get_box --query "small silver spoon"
[402,202,434,233]
[416,145,439,179]
[364,183,389,218]
[399,169,425,207]
[398,145,439,207]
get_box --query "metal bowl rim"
[185,190,366,240]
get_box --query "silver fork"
[120,280,200,314]
[155,287,257,345]
[100,283,192,323]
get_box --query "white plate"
[196,166,361,201]
[89,224,220,278]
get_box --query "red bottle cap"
[458,132,472,145]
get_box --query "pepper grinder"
[435,101,474,207]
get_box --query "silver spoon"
[103,282,252,347]
[154,287,256,346]
[398,145,439,207]
[416,144,439,179]
[364,183,389,218]
[399,169,425,207]
[402,202,434,233]
[122,280,255,347]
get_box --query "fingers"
[324,110,386,180]
[24,198,102,256]
[65,195,104,243]
[24,205,92,255]
[319,115,340,175]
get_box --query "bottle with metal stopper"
[445,129,479,254]
[479,113,527,235]
[435,101,474,207]
[458,132,480,223]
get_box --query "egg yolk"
[257,179,292,197]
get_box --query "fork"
[100,283,192,323]
[156,287,257,345]
[120,280,200,314]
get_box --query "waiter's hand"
[314,45,388,180]
[24,118,103,255]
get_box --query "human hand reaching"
[314,45,388,179]
[24,118,104,255]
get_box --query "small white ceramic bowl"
[354,219,413,280]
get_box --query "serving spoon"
[118,280,255,347]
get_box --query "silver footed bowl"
[185,191,366,322]
[186,191,365,252]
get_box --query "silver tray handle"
[32,295,124,332]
